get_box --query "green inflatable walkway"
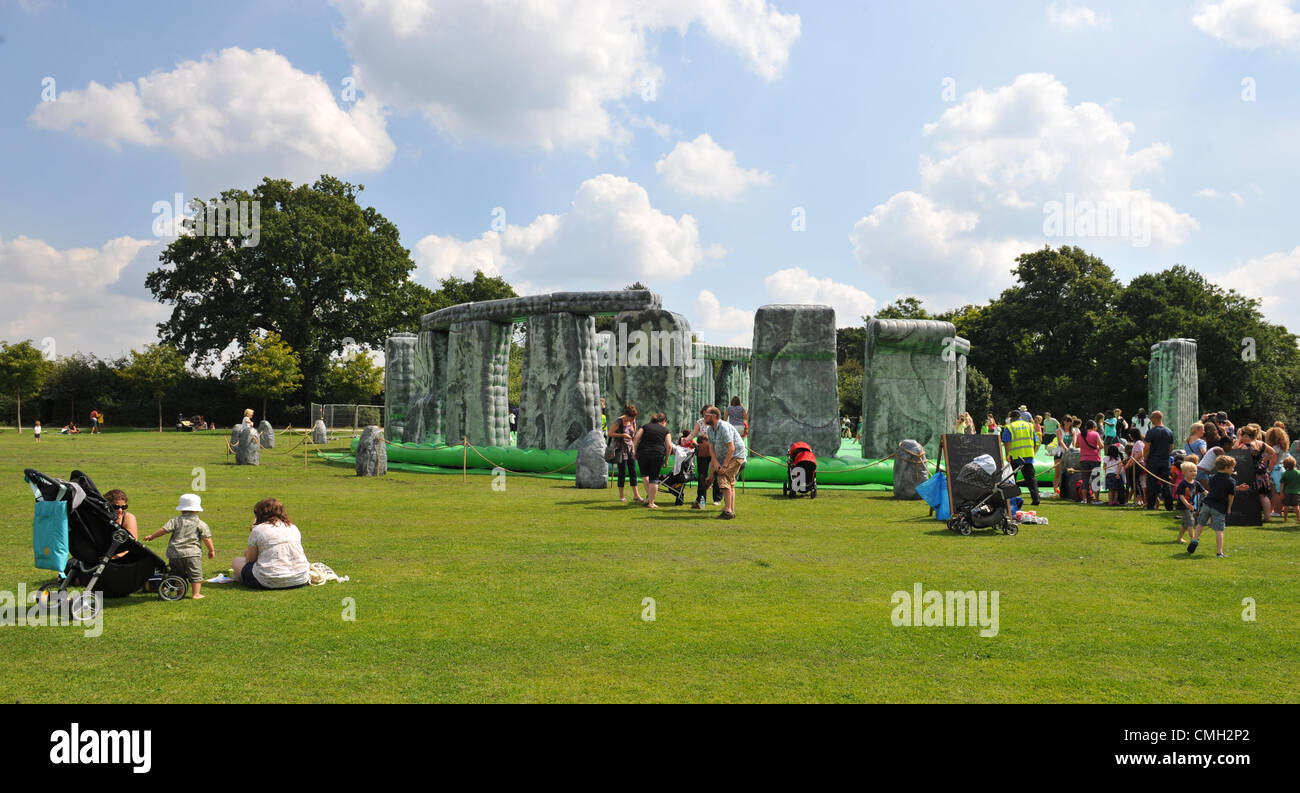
[320,437,1060,491]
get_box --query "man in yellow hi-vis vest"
[1001,409,1041,505]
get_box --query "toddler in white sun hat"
[144,493,215,599]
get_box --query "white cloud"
[0,235,170,359]
[331,0,800,149]
[692,289,753,346]
[656,134,772,198]
[918,73,1194,243]
[1193,0,1300,50]
[29,48,395,184]
[1218,246,1300,331]
[849,73,1196,310]
[413,174,709,289]
[850,192,1031,308]
[1197,187,1246,205]
[762,267,876,323]
[1047,3,1111,29]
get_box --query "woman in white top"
[232,498,311,589]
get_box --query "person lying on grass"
[232,498,311,590]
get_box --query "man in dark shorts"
[1141,410,1175,510]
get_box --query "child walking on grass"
[1189,455,1251,558]
[1174,462,1203,544]
[1280,456,1300,524]
[144,493,215,598]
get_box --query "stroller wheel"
[782,483,788,496]
[158,575,189,602]
[1004,522,1019,536]
[957,519,972,536]
[946,516,959,531]
[69,592,100,621]
[809,486,817,499]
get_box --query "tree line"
[5,174,1295,432]
[836,246,1300,428]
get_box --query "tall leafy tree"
[228,331,304,420]
[146,175,436,399]
[322,351,383,406]
[118,344,186,431]
[0,340,53,432]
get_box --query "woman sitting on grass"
[232,498,310,590]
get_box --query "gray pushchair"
[947,457,1021,536]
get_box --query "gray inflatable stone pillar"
[258,420,275,449]
[861,319,960,461]
[518,313,601,449]
[232,424,260,465]
[893,439,928,500]
[1148,339,1199,438]
[715,360,750,413]
[406,329,448,445]
[749,305,840,458]
[954,339,970,419]
[572,428,609,489]
[597,331,626,423]
[445,320,512,447]
[687,343,716,416]
[615,309,693,436]
[311,419,327,444]
[355,425,387,476]
[384,333,417,442]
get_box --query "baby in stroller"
[947,454,1020,536]
[657,436,698,506]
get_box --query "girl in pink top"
[1078,419,1103,504]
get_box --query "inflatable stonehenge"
[383,290,1200,472]
[1149,338,1199,437]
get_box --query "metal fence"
[309,403,385,436]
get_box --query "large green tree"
[118,344,186,431]
[0,340,53,432]
[228,330,304,420]
[322,351,383,406]
[146,175,436,399]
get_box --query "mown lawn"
[1,428,1296,702]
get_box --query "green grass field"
[1,428,1297,703]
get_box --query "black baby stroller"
[783,441,818,498]
[947,456,1020,536]
[25,468,189,619]
[659,444,698,506]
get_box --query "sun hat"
[176,493,204,512]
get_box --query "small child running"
[1189,455,1251,557]
[144,493,215,598]
[1174,462,1204,544]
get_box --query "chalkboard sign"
[941,434,1015,509]
[1226,449,1262,527]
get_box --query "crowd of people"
[607,399,749,520]
[964,404,1300,558]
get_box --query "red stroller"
[783,442,818,498]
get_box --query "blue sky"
[2,0,1299,359]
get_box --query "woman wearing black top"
[634,413,673,509]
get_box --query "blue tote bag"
[33,499,70,573]
[915,471,951,521]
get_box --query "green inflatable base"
[332,436,1059,489]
